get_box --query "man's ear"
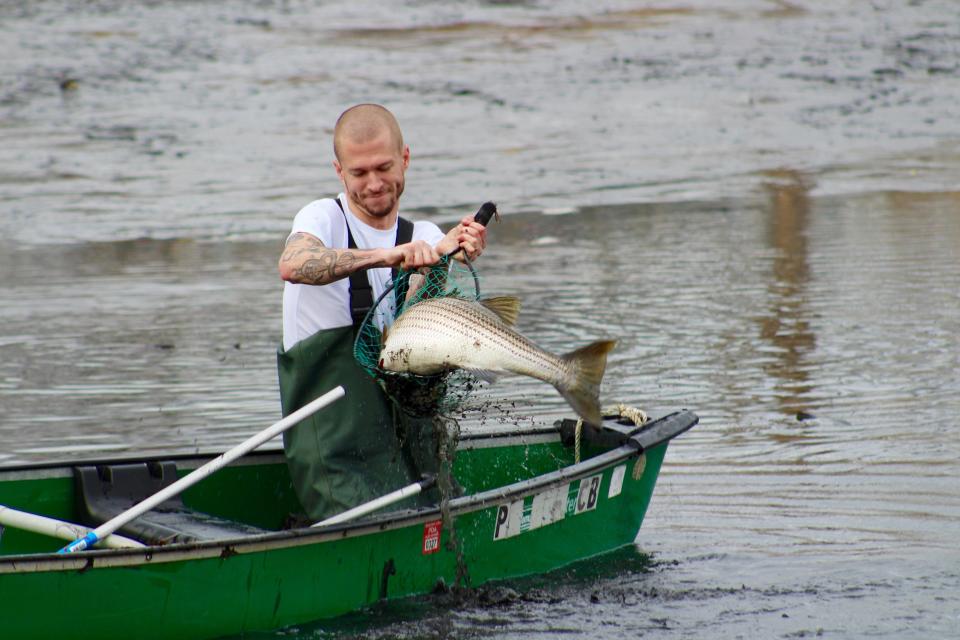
[402,145,410,170]
[333,159,343,181]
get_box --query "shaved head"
[333,104,404,161]
[331,103,410,225]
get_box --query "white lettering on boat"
[531,485,567,530]
[493,473,605,541]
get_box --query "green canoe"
[0,409,697,639]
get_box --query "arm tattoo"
[280,232,366,285]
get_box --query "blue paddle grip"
[58,532,99,554]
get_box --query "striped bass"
[378,295,616,424]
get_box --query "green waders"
[277,325,438,521]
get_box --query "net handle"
[436,200,495,299]
[353,202,498,356]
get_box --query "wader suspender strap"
[335,198,414,327]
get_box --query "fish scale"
[379,296,615,424]
[389,297,567,383]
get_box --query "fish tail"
[557,340,617,425]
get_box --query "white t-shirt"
[282,194,445,351]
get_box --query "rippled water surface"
[2,1,959,638]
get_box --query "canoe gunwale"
[444,409,697,512]
[0,410,697,574]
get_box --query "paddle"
[311,474,436,528]
[59,385,346,553]
[0,504,145,549]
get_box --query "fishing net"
[354,258,476,586]
[353,255,483,418]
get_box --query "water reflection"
[758,169,816,418]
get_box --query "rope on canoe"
[573,403,650,464]
[607,403,649,428]
[575,418,582,464]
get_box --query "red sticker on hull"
[422,520,442,555]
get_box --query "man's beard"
[360,178,404,217]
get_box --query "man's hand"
[388,240,442,271]
[435,215,488,262]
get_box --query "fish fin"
[557,340,617,425]
[465,369,501,384]
[478,296,522,326]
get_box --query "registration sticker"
[608,465,626,498]
[493,473,605,541]
[574,474,602,514]
[422,519,442,554]
[493,498,527,540]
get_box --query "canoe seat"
[73,462,268,546]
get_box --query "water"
[2,1,959,637]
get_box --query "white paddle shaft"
[312,477,432,527]
[60,385,345,553]
[0,504,145,548]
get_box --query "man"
[277,104,487,521]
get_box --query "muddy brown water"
[1,1,959,638]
